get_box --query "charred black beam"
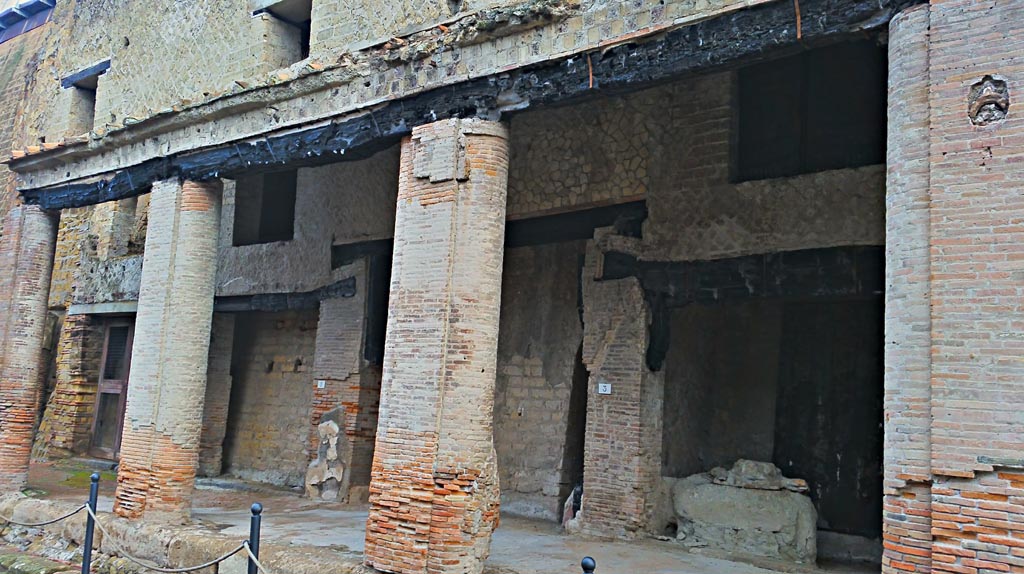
[20,0,922,209]
[609,245,884,371]
[505,201,645,248]
[603,246,883,307]
[212,276,356,313]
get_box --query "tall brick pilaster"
[114,179,221,521]
[364,118,508,574]
[578,273,660,538]
[882,6,933,573]
[0,204,56,491]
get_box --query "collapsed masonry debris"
[669,460,817,563]
[305,409,348,501]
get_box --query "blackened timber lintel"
[19,0,923,209]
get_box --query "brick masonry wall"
[198,313,236,478]
[0,24,45,233]
[365,118,508,574]
[313,262,382,492]
[0,205,56,491]
[494,241,585,520]
[578,264,660,538]
[883,5,933,573]
[223,310,317,487]
[32,314,104,460]
[113,179,221,521]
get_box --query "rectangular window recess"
[255,0,312,60]
[61,60,111,90]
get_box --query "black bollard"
[248,503,263,574]
[81,473,99,574]
[581,556,596,574]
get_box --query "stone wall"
[0,23,46,233]
[494,241,585,520]
[216,148,399,296]
[223,310,317,488]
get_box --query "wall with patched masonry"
[495,240,585,520]
[223,310,318,488]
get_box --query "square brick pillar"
[364,118,509,574]
[114,179,222,521]
[577,269,662,538]
[0,204,56,491]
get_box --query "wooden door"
[89,320,135,460]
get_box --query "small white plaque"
[598,383,612,395]
[316,380,326,389]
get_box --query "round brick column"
[0,204,56,491]
[365,118,508,574]
[114,179,221,521]
[882,6,933,574]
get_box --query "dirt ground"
[24,460,875,574]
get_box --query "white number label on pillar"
[598,383,612,395]
[317,380,326,389]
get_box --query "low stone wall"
[0,494,368,574]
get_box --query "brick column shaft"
[365,118,509,574]
[0,205,56,491]
[114,179,221,520]
[882,5,933,574]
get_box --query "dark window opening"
[734,40,886,182]
[233,170,297,246]
[261,0,312,61]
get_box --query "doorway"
[89,319,134,460]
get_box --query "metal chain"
[84,505,246,573]
[0,504,86,527]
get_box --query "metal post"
[581,556,596,574]
[248,503,262,574]
[81,473,99,574]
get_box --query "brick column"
[0,204,56,491]
[882,6,933,574]
[925,2,1024,572]
[364,118,508,574]
[114,179,221,521]
[578,272,661,538]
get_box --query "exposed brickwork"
[32,314,104,459]
[223,310,317,487]
[114,179,221,521]
[930,471,1024,574]
[882,2,1024,572]
[884,6,934,573]
[198,313,236,477]
[0,205,56,491]
[313,265,381,492]
[578,269,660,537]
[365,118,508,574]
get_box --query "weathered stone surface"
[708,459,809,493]
[305,417,349,501]
[671,465,817,563]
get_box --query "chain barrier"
[84,504,247,573]
[0,504,86,527]
[3,472,597,574]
